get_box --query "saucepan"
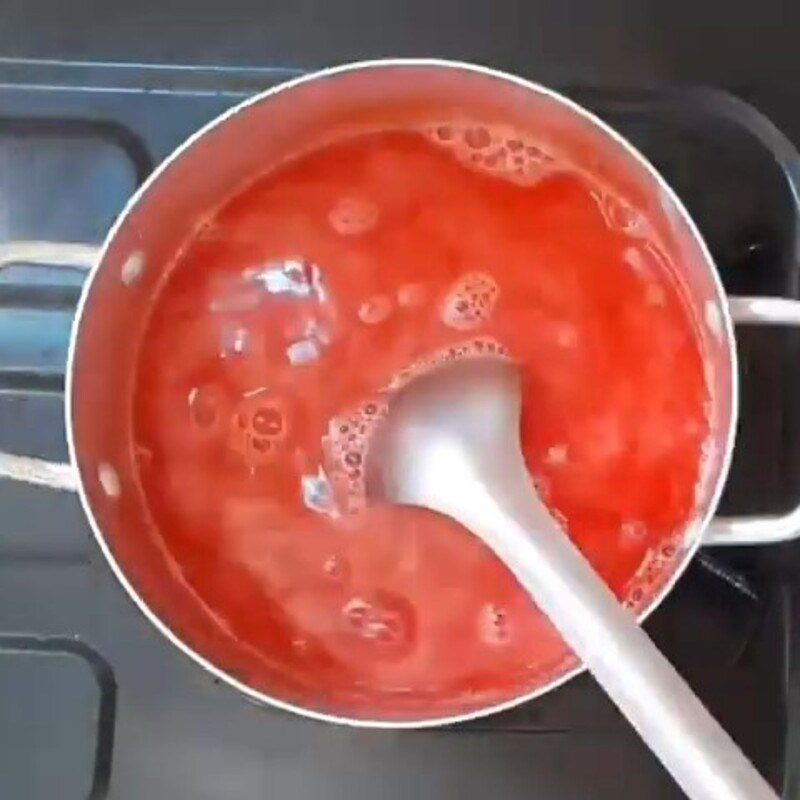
[2,60,800,729]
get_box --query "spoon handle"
[458,467,778,800]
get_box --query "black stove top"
[1,59,800,799]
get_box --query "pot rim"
[64,58,738,729]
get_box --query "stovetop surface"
[1,60,800,799]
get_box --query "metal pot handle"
[706,295,800,545]
[0,240,99,492]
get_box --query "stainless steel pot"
[2,60,800,728]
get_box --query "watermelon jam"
[132,122,711,719]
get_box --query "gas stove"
[1,58,799,799]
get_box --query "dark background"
[3,1,798,138]
[0,3,794,86]
[0,0,791,77]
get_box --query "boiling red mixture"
[133,124,710,719]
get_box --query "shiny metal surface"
[368,355,777,799]
[705,296,800,545]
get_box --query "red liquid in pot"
[133,125,711,718]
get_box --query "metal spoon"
[366,356,777,800]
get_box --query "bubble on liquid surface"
[219,323,249,358]
[286,337,321,366]
[423,121,557,186]
[358,294,393,325]
[229,392,291,467]
[323,338,510,514]
[434,124,454,141]
[478,603,511,645]
[188,384,224,429]
[252,407,284,436]
[301,467,338,517]
[323,554,349,582]
[328,195,379,236]
[620,520,647,546]
[624,531,684,609]
[440,272,499,331]
[323,398,388,515]
[247,258,327,300]
[463,126,492,149]
[388,336,510,391]
[341,592,415,651]
[284,316,333,367]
